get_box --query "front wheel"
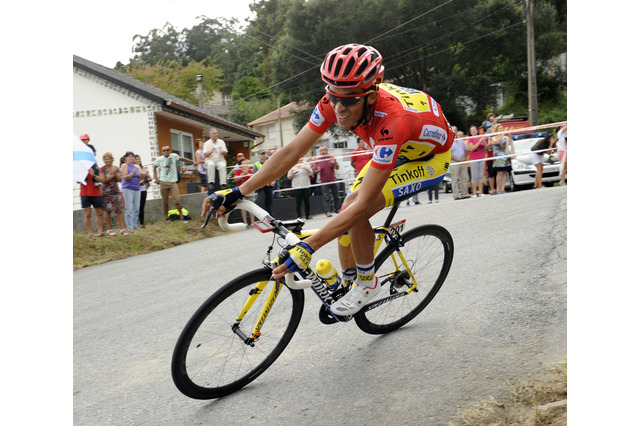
[355,225,454,334]
[171,268,305,399]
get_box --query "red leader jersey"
[308,83,454,171]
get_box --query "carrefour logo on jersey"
[373,145,396,165]
[310,106,325,127]
[419,125,447,145]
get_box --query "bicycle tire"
[171,268,305,399]
[354,224,454,334]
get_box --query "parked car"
[507,136,562,190]
[440,171,452,193]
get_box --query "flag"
[73,133,96,185]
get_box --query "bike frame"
[220,200,418,344]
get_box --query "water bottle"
[315,259,341,290]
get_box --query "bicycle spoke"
[172,269,304,399]
[355,225,453,334]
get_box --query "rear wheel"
[355,225,453,334]
[171,268,304,399]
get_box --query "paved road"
[74,187,567,425]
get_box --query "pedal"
[318,304,351,324]
[318,286,352,324]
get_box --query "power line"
[240,0,459,101]
[386,20,526,72]
[240,0,524,102]
[364,0,456,44]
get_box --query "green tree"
[120,0,566,128]
[124,59,223,105]
[131,23,184,63]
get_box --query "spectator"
[267,149,283,199]
[135,154,152,228]
[195,139,207,192]
[80,133,101,183]
[204,128,228,193]
[233,153,245,171]
[233,158,256,226]
[489,124,514,194]
[451,130,470,200]
[530,133,557,189]
[288,157,314,220]
[485,123,497,195]
[121,151,142,233]
[405,193,421,206]
[351,138,373,175]
[483,112,496,133]
[466,125,487,197]
[556,124,567,186]
[427,184,439,204]
[252,149,276,214]
[100,152,127,236]
[154,145,195,223]
[78,166,105,238]
[313,145,341,217]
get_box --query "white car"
[508,136,562,190]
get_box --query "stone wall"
[72,192,331,233]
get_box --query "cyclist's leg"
[337,153,451,272]
[338,160,376,272]
[332,154,450,315]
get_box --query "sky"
[72,0,255,67]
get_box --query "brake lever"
[201,207,215,229]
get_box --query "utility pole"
[277,97,284,149]
[526,0,538,126]
[196,75,203,109]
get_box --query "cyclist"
[202,43,454,315]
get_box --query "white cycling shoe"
[330,277,380,316]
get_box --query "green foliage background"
[113,0,566,130]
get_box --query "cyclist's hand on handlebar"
[273,242,315,279]
[201,187,244,218]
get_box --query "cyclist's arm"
[202,124,322,216]
[238,124,321,196]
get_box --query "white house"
[247,102,361,181]
[73,55,264,210]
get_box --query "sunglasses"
[325,85,375,107]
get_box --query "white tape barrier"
[220,121,568,195]
[452,121,567,167]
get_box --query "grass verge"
[449,361,567,425]
[73,218,222,270]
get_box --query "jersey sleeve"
[307,95,336,134]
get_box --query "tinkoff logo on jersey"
[310,106,325,127]
[419,125,448,145]
[373,145,396,165]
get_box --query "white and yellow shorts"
[347,151,451,208]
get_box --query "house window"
[334,141,347,149]
[170,130,194,160]
[222,94,233,106]
[267,126,276,139]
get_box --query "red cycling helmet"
[80,134,90,140]
[320,44,385,89]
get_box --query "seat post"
[383,202,400,228]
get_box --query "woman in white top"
[288,157,314,220]
[556,124,567,185]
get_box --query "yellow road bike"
[171,199,454,399]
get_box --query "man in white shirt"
[203,128,228,194]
